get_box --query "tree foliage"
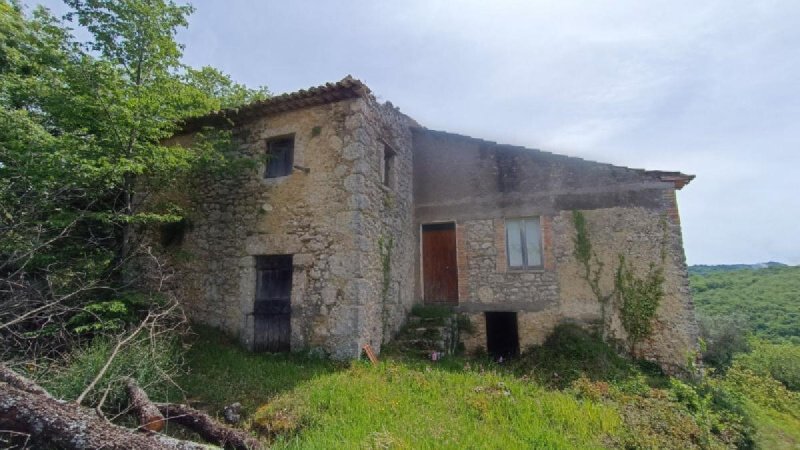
[690,266,800,343]
[0,0,267,361]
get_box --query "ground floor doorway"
[485,311,519,358]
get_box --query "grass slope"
[179,326,750,449]
[690,266,800,342]
[261,363,619,449]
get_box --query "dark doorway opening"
[485,312,519,358]
[422,222,458,304]
[254,255,292,352]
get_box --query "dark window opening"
[159,219,188,248]
[265,136,294,178]
[485,312,519,359]
[382,144,396,188]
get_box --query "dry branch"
[157,403,263,450]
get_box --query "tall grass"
[179,325,341,413]
[257,362,619,449]
[38,335,184,410]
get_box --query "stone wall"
[338,97,416,353]
[413,129,698,370]
[159,94,415,359]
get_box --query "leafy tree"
[697,314,750,370]
[0,0,267,361]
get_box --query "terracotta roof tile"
[180,75,369,133]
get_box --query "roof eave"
[178,75,369,134]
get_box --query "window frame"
[264,134,295,179]
[505,216,543,270]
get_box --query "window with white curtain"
[505,217,542,269]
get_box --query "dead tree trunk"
[0,381,208,450]
[0,365,52,398]
[157,403,263,450]
[125,377,165,432]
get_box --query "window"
[382,144,396,188]
[506,217,542,269]
[265,136,294,178]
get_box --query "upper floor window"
[265,136,294,178]
[506,217,542,269]
[382,144,396,188]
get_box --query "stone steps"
[390,312,460,357]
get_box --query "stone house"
[165,76,697,370]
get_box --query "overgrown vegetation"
[690,264,800,448]
[572,210,613,337]
[571,210,667,353]
[691,266,800,343]
[180,325,763,449]
[39,334,185,411]
[616,254,665,354]
[0,2,269,442]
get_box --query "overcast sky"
[33,0,800,265]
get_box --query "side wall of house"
[412,130,697,370]
[332,97,416,354]
[159,98,413,359]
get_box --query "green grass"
[179,326,341,413]
[177,325,756,449]
[258,362,620,449]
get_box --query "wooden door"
[422,223,459,304]
[254,255,292,352]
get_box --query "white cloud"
[30,0,800,264]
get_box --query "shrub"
[733,339,800,391]
[698,314,751,370]
[513,323,643,388]
[410,304,452,319]
[38,334,184,410]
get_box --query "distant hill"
[690,265,800,342]
[689,262,787,276]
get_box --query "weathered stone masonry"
[164,79,416,358]
[413,129,697,370]
[159,77,697,370]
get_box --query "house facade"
[163,77,698,371]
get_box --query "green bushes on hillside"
[690,266,800,343]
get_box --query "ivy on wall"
[616,255,665,354]
[572,210,667,354]
[572,211,614,340]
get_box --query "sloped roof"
[180,76,694,189]
[181,76,369,133]
[414,128,695,189]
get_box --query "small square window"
[506,217,542,269]
[265,136,294,178]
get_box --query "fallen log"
[0,381,209,450]
[125,377,165,432]
[0,364,52,398]
[157,403,263,450]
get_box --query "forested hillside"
[690,265,800,342]
[689,262,787,276]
